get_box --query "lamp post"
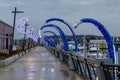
[11,7,24,52]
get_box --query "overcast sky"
[0,0,120,38]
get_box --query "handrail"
[101,62,120,80]
[46,46,120,80]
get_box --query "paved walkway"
[0,46,83,80]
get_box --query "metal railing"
[47,46,120,80]
[101,62,120,80]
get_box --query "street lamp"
[11,7,24,52]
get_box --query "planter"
[0,47,35,67]
[0,51,27,66]
[0,54,19,66]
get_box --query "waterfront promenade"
[0,46,83,80]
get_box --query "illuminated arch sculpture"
[42,36,50,46]
[41,24,69,52]
[42,36,55,47]
[74,18,116,64]
[45,18,78,52]
[26,28,38,42]
[43,31,60,45]
[42,37,52,46]
[45,36,56,47]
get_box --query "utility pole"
[11,7,24,52]
[23,22,29,51]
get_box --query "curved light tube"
[42,36,55,47]
[74,18,116,64]
[45,18,78,52]
[43,31,60,45]
[41,24,69,52]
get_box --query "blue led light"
[42,36,55,47]
[41,24,69,52]
[43,31,60,45]
[45,18,78,52]
[80,18,116,64]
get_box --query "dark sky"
[0,0,120,38]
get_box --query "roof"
[90,40,106,44]
[0,20,12,28]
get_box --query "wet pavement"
[0,46,83,80]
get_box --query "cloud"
[0,1,9,7]
[12,1,27,5]
[0,0,27,7]
[0,0,120,37]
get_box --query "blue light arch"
[41,24,69,52]
[43,31,60,45]
[42,36,56,47]
[45,18,78,52]
[76,18,116,64]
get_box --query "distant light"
[51,68,55,72]
[73,21,81,28]
[42,67,45,71]
[39,30,42,38]
[26,28,38,41]
[16,17,28,34]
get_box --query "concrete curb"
[0,49,32,67]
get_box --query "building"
[0,20,13,53]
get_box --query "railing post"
[71,55,77,70]
[118,67,120,79]
[59,50,64,61]
[118,48,120,64]
[84,59,92,80]
[96,58,113,80]
[77,58,83,75]
[68,54,75,70]
[55,49,57,57]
